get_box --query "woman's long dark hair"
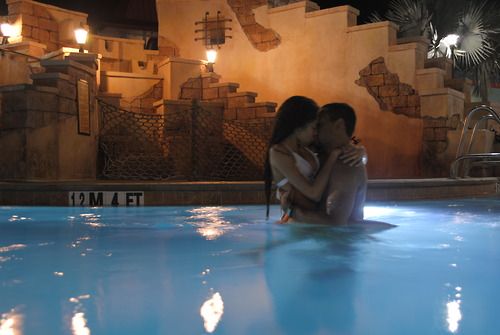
[264,96,319,218]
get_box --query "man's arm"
[349,179,367,222]
[324,163,365,225]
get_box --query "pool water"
[1,198,500,335]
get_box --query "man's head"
[317,103,356,148]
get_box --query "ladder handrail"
[455,105,500,159]
[451,105,500,178]
[450,153,500,178]
[465,115,497,155]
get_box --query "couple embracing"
[264,96,368,225]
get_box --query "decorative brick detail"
[8,2,61,52]
[356,57,421,118]
[179,76,275,121]
[227,0,281,52]
[421,115,465,176]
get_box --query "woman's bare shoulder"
[270,144,291,157]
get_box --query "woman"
[264,96,364,223]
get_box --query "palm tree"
[369,0,432,39]
[454,1,500,103]
[370,0,500,103]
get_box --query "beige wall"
[100,71,162,98]
[157,0,425,177]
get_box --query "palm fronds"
[369,0,432,38]
[370,0,500,102]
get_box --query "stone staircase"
[178,72,277,121]
[157,71,278,180]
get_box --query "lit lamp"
[441,34,460,77]
[206,49,217,72]
[74,27,88,53]
[1,23,13,45]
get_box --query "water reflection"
[263,224,372,334]
[0,245,26,253]
[71,313,90,335]
[364,206,397,219]
[79,214,105,228]
[69,295,91,335]
[7,216,31,222]
[187,207,236,241]
[70,236,91,249]
[446,300,462,333]
[0,309,23,335]
[200,292,224,333]
[446,286,463,333]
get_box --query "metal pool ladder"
[450,105,500,178]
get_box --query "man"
[289,103,367,225]
[317,103,367,224]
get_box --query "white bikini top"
[276,146,320,199]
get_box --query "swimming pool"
[1,198,499,335]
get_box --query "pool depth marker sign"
[69,191,144,207]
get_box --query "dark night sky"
[1,0,499,28]
[0,0,390,26]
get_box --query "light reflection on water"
[0,309,23,335]
[0,245,26,253]
[71,313,90,335]
[7,216,31,223]
[79,214,105,228]
[187,207,238,241]
[446,299,462,333]
[200,292,224,333]
[69,295,92,335]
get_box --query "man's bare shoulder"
[330,161,367,184]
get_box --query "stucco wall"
[0,56,99,180]
[156,0,424,177]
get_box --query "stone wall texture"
[0,56,99,180]
[422,115,461,176]
[227,0,281,51]
[8,1,60,51]
[356,57,421,118]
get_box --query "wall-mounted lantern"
[1,23,14,45]
[195,11,232,73]
[206,49,217,72]
[74,26,88,53]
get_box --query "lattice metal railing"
[98,99,273,181]
[98,99,174,180]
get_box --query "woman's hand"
[339,144,367,167]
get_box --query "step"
[227,91,258,108]
[424,58,452,80]
[247,102,277,118]
[31,72,75,99]
[416,68,446,91]
[200,72,221,87]
[203,82,240,100]
[235,102,277,120]
[40,59,96,76]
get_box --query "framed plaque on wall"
[77,79,91,135]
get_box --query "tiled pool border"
[0,178,499,206]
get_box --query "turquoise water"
[1,198,500,334]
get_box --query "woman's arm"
[270,147,341,202]
[339,144,367,167]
